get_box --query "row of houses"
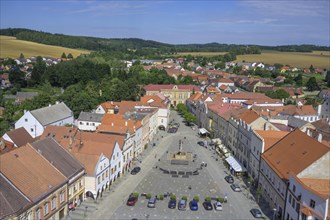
[0,93,171,219]
[186,90,330,220]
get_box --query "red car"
[126,196,138,206]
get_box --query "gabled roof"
[5,127,34,147]
[0,145,66,202]
[218,78,234,83]
[30,138,84,179]
[238,109,260,124]
[0,174,31,219]
[139,95,169,108]
[262,129,329,180]
[78,112,104,122]
[30,102,73,126]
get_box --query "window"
[119,162,121,168]
[113,155,115,160]
[36,208,41,220]
[25,118,28,122]
[79,122,83,125]
[51,197,56,210]
[98,176,100,184]
[292,198,295,209]
[310,199,315,208]
[86,122,89,125]
[44,203,49,216]
[288,194,292,204]
[31,128,34,132]
[117,152,119,157]
[73,184,77,192]
[60,191,65,203]
[102,173,104,181]
[106,170,108,177]
[293,185,296,192]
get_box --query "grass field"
[176,52,227,56]
[0,36,90,59]
[235,50,330,69]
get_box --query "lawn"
[0,36,90,59]
[235,50,330,69]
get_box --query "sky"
[1,0,329,46]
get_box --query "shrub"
[159,194,164,200]
[146,193,152,199]
[132,192,139,198]
[205,196,211,202]
[217,197,224,203]
[182,196,187,201]
[170,194,177,200]
[193,196,199,202]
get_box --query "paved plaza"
[70,111,273,220]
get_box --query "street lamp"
[272,208,277,220]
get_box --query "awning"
[225,156,246,172]
[199,128,209,135]
[212,138,222,145]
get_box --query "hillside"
[1,28,328,53]
[0,36,90,59]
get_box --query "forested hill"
[1,28,329,53]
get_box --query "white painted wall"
[15,111,43,138]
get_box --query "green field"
[236,50,330,69]
[0,36,90,59]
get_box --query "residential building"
[15,102,74,138]
[77,112,104,131]
[2,127,34,147]
[318,90,330,120]
[259,129,329,219]
[0,145,68,220]
[30,138,85,210]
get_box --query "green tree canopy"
[67,53,73,59]
[306,77,319,91]
[61,52,67,59]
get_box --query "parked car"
[197,141,204,146]
[126,195,138,206]
[131,166,141,175]
[231,183,241,192]
[168,199,177,209]
[147,197,156,208]
[225,175,234,183]
[214,201,223,211]
[250,208,263,218]
[178,199,187,211]
[202,201,213,210]
[189,200,198,211]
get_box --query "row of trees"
[176,103,196,125]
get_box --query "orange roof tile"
[262,129,329,180]
[0,145,66,201]
[99,114,142,135]
[254,130,289,151]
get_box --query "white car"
[214,201,223,211]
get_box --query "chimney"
[306,129,311,136]
[317,133,323,142]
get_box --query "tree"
[265,89,290,100]
[309,64,315,73]
[19,53,25,59]
[67,53,73,59]
[326,71,330,87]
[30,56,46,86]
[61,52,67,59]
[9,68,26,88]
[294,73,303,86]
[306,77,319,91]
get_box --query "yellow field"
[236,50,330,69]
[176,52,227,56]
[0,36,90,59]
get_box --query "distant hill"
[0,35,90,59]
[0,28,329,53]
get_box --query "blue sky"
[1,0,329,46]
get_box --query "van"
[178,199,187,210]
[147,197,156,208]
